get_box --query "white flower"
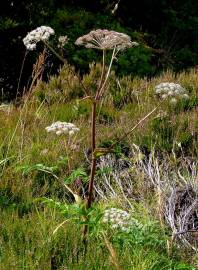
[162,94,168,99]
[112,224,119,229]
[155,88,162,94]
[26,43,36,51]
[45,121,79,136]
[102,207,138,232]
[121,227,129,232]
[23,26,55,50]
[182,93,189,99]
[168,91,173,96]
[170,98,177,104]
[155,82,189,102]
[69,130,75,136]
[58,35,68,47]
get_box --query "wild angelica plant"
[22,26,190,240]
[74,29,139,210]
[22,26,139,238]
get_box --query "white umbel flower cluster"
[23,26,55,50]
[102,208,138,232]
[45,121,79,136]
[155,82,189,104]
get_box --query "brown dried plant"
[75,29,138,51]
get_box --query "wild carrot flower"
[75,29,138,51]
[45,121,79,136]
[155,82,189,103]
[23,26,55,50]
[102,208,139,232]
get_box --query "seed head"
[75,29,138,51]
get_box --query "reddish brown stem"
[87,101,97,208]
[87,158,97,208]
[91,102,96,151]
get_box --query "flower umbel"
[23,26,55,50]
[75,29,138,51]
[155,82,189,103]
[45,121,79,136]
[102,208,139,232]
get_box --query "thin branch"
[109,101,163,151]
[96,49,106,99]
[16,50,28,98]
[174,229,198,237]
[97,47,116,100]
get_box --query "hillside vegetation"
[1,0,198,98]
[1,61,198,269]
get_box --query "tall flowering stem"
[87,101,97,208]
[75,29,138,210]
[87,49,115,209]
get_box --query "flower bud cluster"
[58,35,68,48]
[75,29,138,51]
[45,121,79,136]
[155,82,189,104]
[102,208,138,232]
[23,26,55,50]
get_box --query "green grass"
[1,206,196,270]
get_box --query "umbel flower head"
[155,82,189,104]
[45,121,79,136]
[102,208,140,232]
[75,29,138,51]
[23,26,55,50]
